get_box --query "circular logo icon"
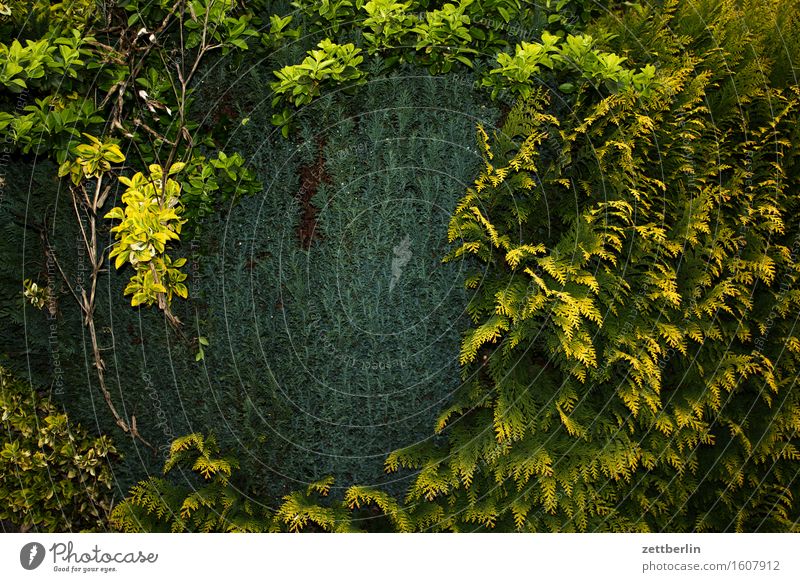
[20,542,46,570]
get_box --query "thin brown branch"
[41,235,82,308]
[71,188,92,259]
[132,117,177,146]
[67,175,157,453]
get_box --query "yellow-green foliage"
[0,367,117,532]
[112,433,416,533]
[105,163,189,308]
[22,279,50,310]
[110,433,269,533]
[483,31,657,99]
[58,133,125,185]
[388,0,800,532]
[271,39,365,107]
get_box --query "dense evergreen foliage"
[388,0,800,531]
[1,0,798,532]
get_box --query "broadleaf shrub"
[0,367,118,532]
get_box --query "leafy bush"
[267,1,644,118]
[105,163,190,309]
[362,0,418,54]
[2,0,264,446]
[1,0,263,236]
[291,0,361,34]
[412,0,477,73]
[180,151,261,237]
[483,32,657,98]
[270,39,366,108]
[0,367,117,532]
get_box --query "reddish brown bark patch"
[297,137,332,249]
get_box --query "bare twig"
[66,175,156,453]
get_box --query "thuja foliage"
[110,433,270,532]
[112,433,415,532]
[384,0,800,532]
[0,367,117,532]
[194,69,498,491]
